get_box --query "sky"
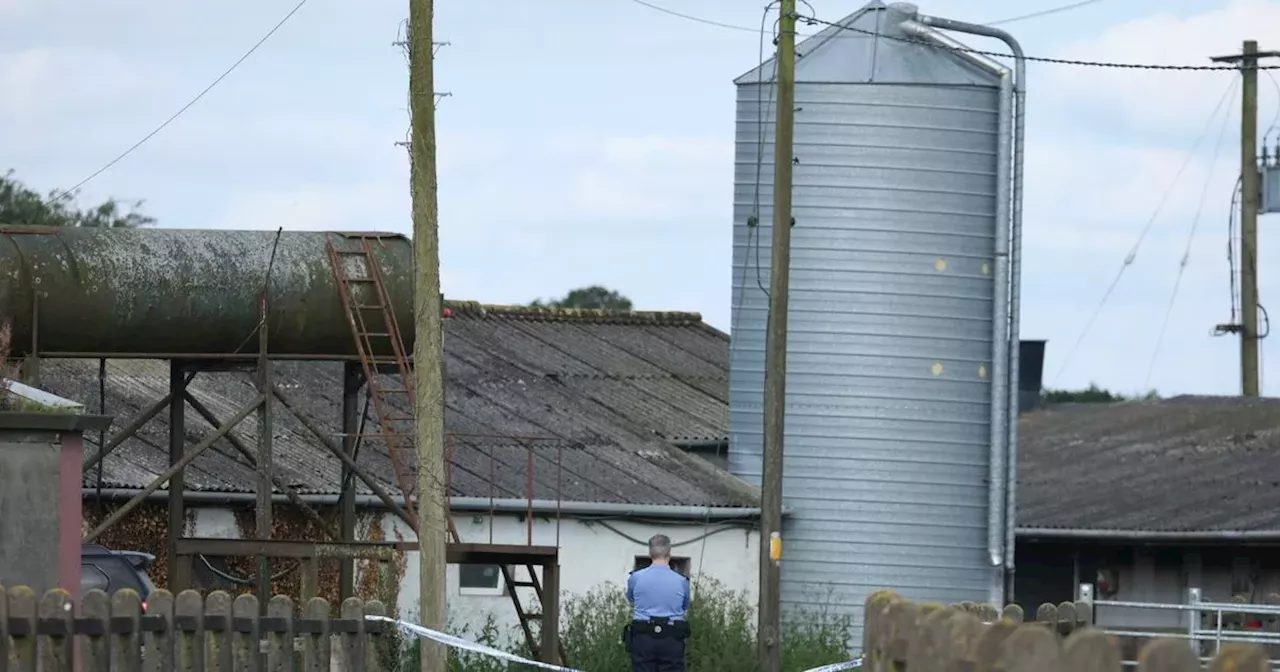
[2,0,1279,397]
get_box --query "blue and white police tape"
[367,614,862,672]
[800,656,863,672]
[365,615,583,672]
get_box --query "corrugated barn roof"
[52,303,755,508]
[1018,395,1280,533]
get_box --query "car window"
[81,564,110,592]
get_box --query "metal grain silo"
[727,1,1025,641]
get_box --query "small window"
[81,564,110,593]
[633,556,691,577]
[459,564,507,596]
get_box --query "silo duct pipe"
[913,12,1028,577]
[897,16,1016,579]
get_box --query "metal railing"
[1079,583,1280,668]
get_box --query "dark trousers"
[629,632,685,672]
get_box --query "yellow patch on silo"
[934,258,947,272]
[931,362,944,376]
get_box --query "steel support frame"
[76,355,566,658]
[80,356,382,603]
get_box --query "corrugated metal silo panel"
[728,0,1006,645]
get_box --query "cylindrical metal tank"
[0,227,414,357]
[727,0,1021,640]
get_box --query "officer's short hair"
[648,534,672,559]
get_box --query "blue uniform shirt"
[626,564,691,621]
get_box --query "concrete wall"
[0,430,65,592]
[181,506,760,640]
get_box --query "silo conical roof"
[734,0,1001,87]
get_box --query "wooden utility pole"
[408,0,448,670]
[759,1,796,671]
[1213,41,1280,396]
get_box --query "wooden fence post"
[338,597,365,672]
[175,589,205,672]
[143,589,175,672]
[1056,602,1077,637]
[1004,625,1063,672]
[300,597,330,672]
[8,586,37,672]
[38,589,73,672]
[363,600,387,672]
[80,589,111,672]
[264,595,295,672]
[231,593,261,672]
[1002,604,1025,624]
[111,589,144,672]
[1063,629,1120,671]
[205,590,233,672]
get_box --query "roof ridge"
[444,300,704,325]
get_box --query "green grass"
[392,578,854,672]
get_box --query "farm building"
[45,302,761,634]
[30,283,1276,642]
[1015,395,1280,632]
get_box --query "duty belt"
[631,618,690,639]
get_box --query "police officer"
[625,534,691,672]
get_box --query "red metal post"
[525,440,535,545]
[488,440,496,545]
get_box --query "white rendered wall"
[180,507,760,638]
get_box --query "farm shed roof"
[1018,395,1280,534]
[48,302,756,509]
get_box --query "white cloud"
[1045,0,1280,135]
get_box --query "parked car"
[81,544,157,606]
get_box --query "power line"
[627,0,761,33]
[49,0,310,203]
[806,16,1280,70]
[1144,80,1239,390]
[1051,79,1240,385]
[986,0,1109,26]
[626,0,1108,35]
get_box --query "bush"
[397,578,854,672]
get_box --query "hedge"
[396,578,854,672]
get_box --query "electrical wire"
[1144,80,1239,390]
[1223,175,1243,332]
[803,15,1280,70]
[985,0,1110,26]
[1052,78,1239,384]
[592,520,754,549]
[48,0,310,203]
[1265,70,1280,144]
[627,0,1111,35]
[627,0,763,33]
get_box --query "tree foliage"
[1042,383,1160,403]
[0,170,155,228]
[532,285,633,312]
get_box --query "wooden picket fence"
[864,590,1272,671]
[0,585,394,672]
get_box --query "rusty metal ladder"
[324,233,460,544]
[500,565,568,664]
